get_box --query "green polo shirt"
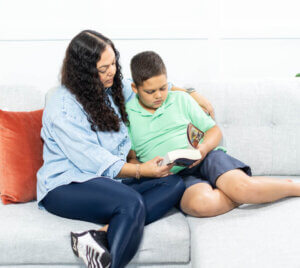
[126,91,226,173]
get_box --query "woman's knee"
[172,175,186,192]
[119,191,146,221]
[164,175,186,193]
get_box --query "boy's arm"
[198,125,222,158]
[189,125,222,168]
[171,85,215,119]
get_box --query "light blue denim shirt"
[37,79,135,209]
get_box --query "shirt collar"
[105,87,112,95]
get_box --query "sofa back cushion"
[194,79,300,176]
[0,109,44,204]
[0,85,45,111]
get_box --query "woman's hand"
[141,156,174,178]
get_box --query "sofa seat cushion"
[188,176,300,268]
[0,203,190,266]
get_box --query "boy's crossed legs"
[180,181,239,217]
[179,150,299,217]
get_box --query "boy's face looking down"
[132,74,168,113]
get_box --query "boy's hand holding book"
[159,123,205,167]
[188,143,209,168]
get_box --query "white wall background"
[0,0,300,91]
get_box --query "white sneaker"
[71,230,111,268]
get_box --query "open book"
[159,123,204,167]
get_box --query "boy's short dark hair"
[130,51,167,87]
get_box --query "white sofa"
[1,78,300,268]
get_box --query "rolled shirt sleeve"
[50,114,126,179]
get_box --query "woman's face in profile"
[96,45,117,88]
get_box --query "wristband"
[136,164,141,179]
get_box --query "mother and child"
[37,30,300,268]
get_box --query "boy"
[126,51,300,217]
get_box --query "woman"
[37,30,213,268]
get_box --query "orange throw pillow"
[0,109,44,204]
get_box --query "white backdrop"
[0,0,300,91]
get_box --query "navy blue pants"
[42,175,185,268]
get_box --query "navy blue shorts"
[178,150,252,188]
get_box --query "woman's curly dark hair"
[61,30,128,132]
